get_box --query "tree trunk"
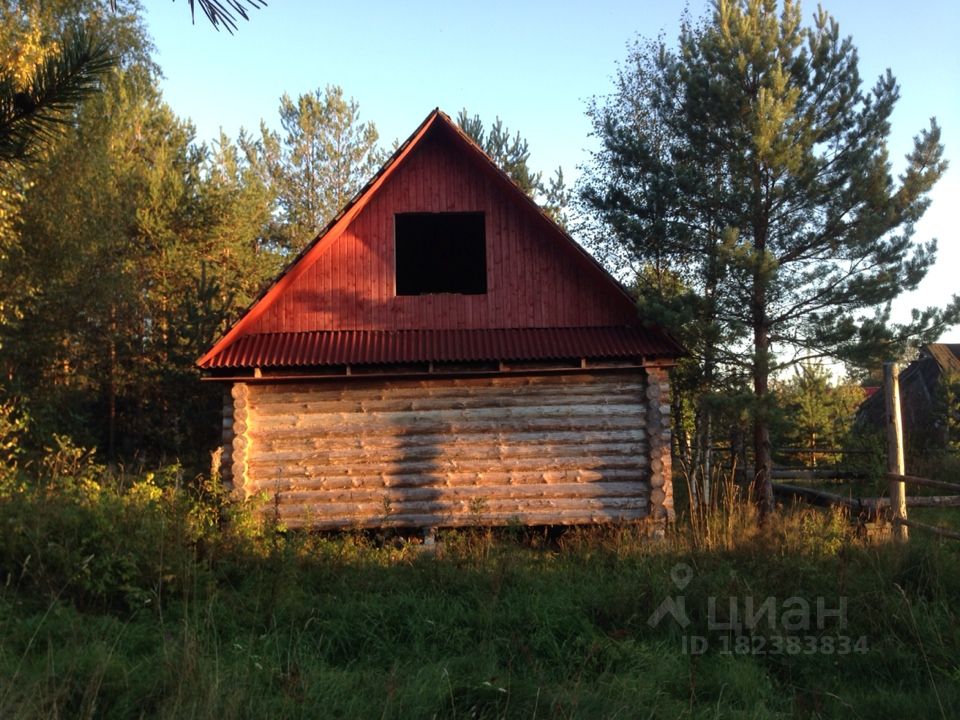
[751,303,774,516]
[107,307,117,461]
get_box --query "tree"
[0,0,278,463]
[580,0,958,514]
[773,363,861,464]
[2,70,279,461]
[185,0,265,32]
[244,86,385,254]
[456,109,570,226]
[0,0,148,284]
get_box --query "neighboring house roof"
[926,343,960,375]
[197,109,683,370]
[856,343,960,436]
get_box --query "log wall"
[220,388,234,484]
[224,371,672,529]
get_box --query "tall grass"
[1,453,959,718]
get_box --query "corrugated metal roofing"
[200,326,683,369]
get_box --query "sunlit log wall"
[223,370,673,529]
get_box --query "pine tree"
[580,0,958,514]
[244,86,385,254]
[456,109,569,227]
[774,363,861,464]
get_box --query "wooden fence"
[769,361,960,541]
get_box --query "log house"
[198,109,683,529]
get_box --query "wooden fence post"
[883,362,909,541]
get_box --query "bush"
[1,453,959,718]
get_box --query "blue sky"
[144,0,959,341]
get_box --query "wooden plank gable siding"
[246,130,636,334]
[227,371,670,529]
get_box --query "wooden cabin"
[197,109,683,530]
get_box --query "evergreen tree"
[456,109,570,226]
[580,0,958,514]
[108,0,266,33]
[244,85,385,254]
[773,363,862,464]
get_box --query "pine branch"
[188,0,268,33]
[0,24,115,163]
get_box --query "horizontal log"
[898,518,960,541]
[272,481,648,505]
[247,444,647,475]
[274,508,650,530]
[772,483,882,518]
[886,473,960,494]
[254,435,643,455]
[248,375,644,402]
[252,401,644,427]
[250,395,643,417]
[251,378,645,398]
[249,428,646,449]
[831,495,960,509]
[246,467,647,491]
[231,462,247,487]
[246,457,647,483]
[269,495,649,519]
[249,388,646,415]
[905,495,960,508]
[771,468,862,480]
[249,414,644,438]
[251,388,645,411]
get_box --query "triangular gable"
[198,109,655,369]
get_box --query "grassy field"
[1,466,959,719]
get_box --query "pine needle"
[0,24,115,164]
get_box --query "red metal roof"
[199,327,683,369]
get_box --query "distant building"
[856,344,960,453]
[197,109,683,530]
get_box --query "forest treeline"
[0,1,576,469]
[0,0,956,488]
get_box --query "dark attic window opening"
[395,212,487,295]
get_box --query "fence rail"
[886,473,960,494]
[899,518,960,541]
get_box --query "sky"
[143,0,960,343]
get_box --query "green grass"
[1,468,960,719]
